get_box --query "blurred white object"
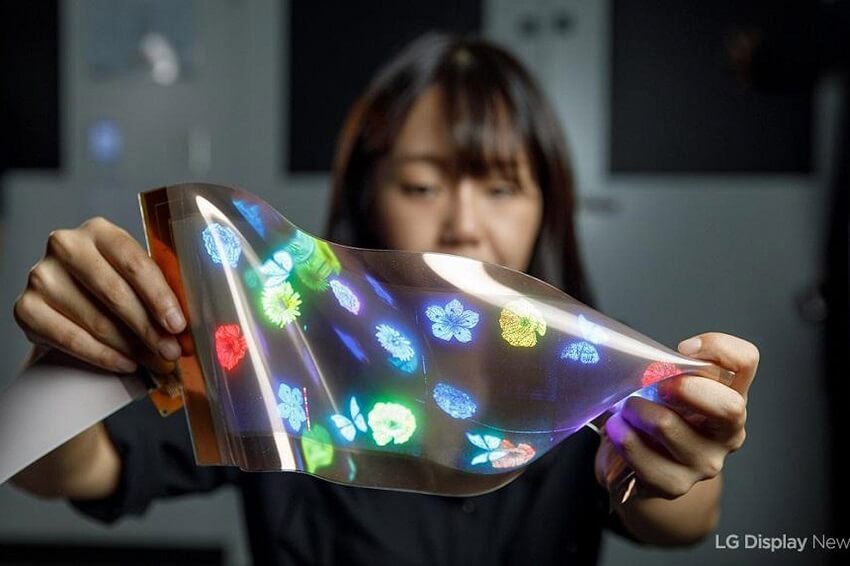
[0,348,148,485]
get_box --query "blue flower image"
[259,250,293,287]
[233,198,266,237]
[201,223,242,268]
[277,382,307,433]
[560,340,600,364]
[432,382,477,419]
[375,323,415,362]
[329,279,361,315]
[425,299,479,343]
[388,354,418,374]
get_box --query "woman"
[11,33,758,564]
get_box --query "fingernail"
[678,337,702,355]
[158,338,182,361]
[605,412,627,445]
[115,356,138,373]
[164,307,186,333]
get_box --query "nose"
[442,179,482,248]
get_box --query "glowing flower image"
[425,299,479,343]
[432,382,478,419]
[285,230,317,264]
[375,324,415,362]
[467,432,536,468]
[202,223,242,268]
[277,382,307,433]
[259,250,293,288]
[262,282,302,327]
[388,354,418,374]
[301,424,334,473]
[294,241,341,291]
[329,279,361,314]
[215,323,247,371]
[233,198,266,237]
[367,402,417,446]
[641,361,681,387]
[499,298,547,347]
[560,341,600,364]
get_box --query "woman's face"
[373,87,543,272]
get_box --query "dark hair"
[324,32,596,308]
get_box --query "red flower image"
[215,323,247,371]
[641,361,681,387]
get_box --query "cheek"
[486,202,542,270]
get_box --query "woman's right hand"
[13,216,187,375]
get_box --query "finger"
[620,397,725,480]
[604,411,700,500]
[40,263,179,375]
[26,257,178,375]
[13,291,138,373]
[29,257,138,358]
[657,374,747,440]
[88,220,186,334]
[52,234,180,362]
[677,332,760,400]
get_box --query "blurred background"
[0,0,843,564]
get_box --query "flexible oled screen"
[139,182,734,497]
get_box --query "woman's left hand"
[595,332,760,500]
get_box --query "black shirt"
[69,400,640,565]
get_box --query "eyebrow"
[390,154,451,170]
[390,153,520,178]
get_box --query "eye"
[400,183,439,197]
[488,184,519,198]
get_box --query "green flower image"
[300,424,334,473]
[293,240,341,291]
[262,282,302,327]
[367,402,417,446]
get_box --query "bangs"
[438,53,531,185]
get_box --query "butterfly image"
[330,396,368,442]
[466,433,508,465]
[466,432,536,468]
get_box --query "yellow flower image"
[499,298,547,347]
[367,402,417,446]
[262,282,302,327]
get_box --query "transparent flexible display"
[139,182,733,497]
